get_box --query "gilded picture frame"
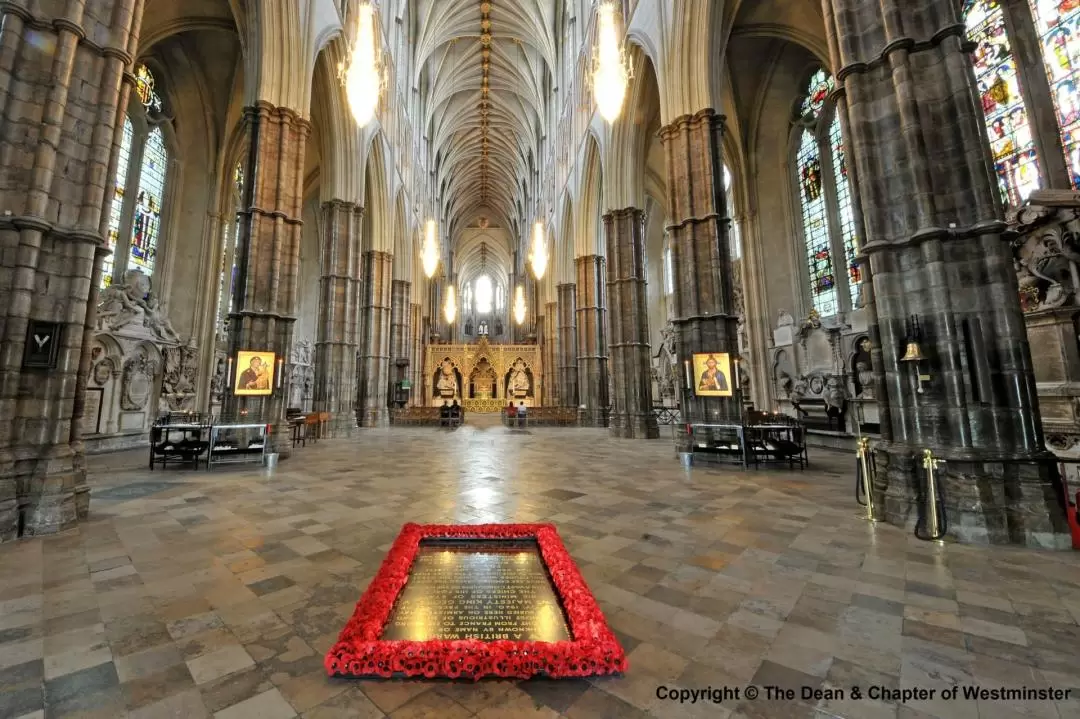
[692,352,733,397]
[234,350,276,396]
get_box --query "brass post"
[857,436,878,522]
[920,449,946,541]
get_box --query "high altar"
[425,337,544,412]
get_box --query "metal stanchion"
[855,436,879,522]
[915,449,947,541]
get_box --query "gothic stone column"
[409,303,422,405]
[659,111,741,432]
[225,103,309,458]
[544,300,558,405]
[823,0,1067,547]
[0,0,145,540]
[358,251,392,426]
[388,279,411,408]
[605,209,659,438]
[557,283,579,408]
[314,201,362,437]
[576,257,609,426]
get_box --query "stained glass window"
[797,128,838,317]
[128,127,167,277]
[476,275,493,314]
[102,117,134,289]
[1029,0,1080,188]
[830,114,860,307]
[663,245,674,294]
[134,64,162,112]
[964,0,1042,206]
[800,70,834,120]
[463,284,474,314]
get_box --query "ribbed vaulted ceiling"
[414,0,555,241]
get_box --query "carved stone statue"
[210,355,227,403]
[291,339,313,366]
[160,343,198,412]
[789,377,809,407]
[97,270,150,332]
[144,296,180,344]
[653,322,677,399]
[776,309,795,328]
[96,269,180,344]
[823,375,848,415]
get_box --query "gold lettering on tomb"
[380,541,572,642]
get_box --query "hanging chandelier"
[339,1,385,127]
[422,219,440,278]
[591,1,631,123]
[444,284,457,324]
[513,285,527,325]
[529,220,548,280]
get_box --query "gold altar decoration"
[425,337,544,410]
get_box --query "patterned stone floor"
[2,420,1080,719]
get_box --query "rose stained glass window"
[128,128,167,276]
[964,0,1042,206]
[102,118,134,289]
[800,70,833,120]
[797,129,838,317]
[1029,0,1080,187]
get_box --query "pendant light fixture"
[591,1,631,123]
[339,1,385,126]
[529,220,548,280]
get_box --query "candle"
[226,356,234,386]
[683,360,693,392]
[276,357,284,390]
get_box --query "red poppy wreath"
[324,523,627,680]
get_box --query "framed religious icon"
[693,352,733,397]
[233,350,275,396]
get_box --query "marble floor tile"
[0,425,1076,719]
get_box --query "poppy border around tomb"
[324,523,627,680]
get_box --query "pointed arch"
[556,192,575,284]
[575,133,604,258]
[392,189,411,280]
[362,131,393,253]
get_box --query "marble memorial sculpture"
[86,269,190,452]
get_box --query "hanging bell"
[900,341,925,363]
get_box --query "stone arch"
[575,134,604,259]
[556,193,575,285]
[392,190,411,281]
[311,37,362,204]
[361,131,393,253]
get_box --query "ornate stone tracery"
[424,338,543,411]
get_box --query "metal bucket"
[679,452,693,468]
[264,453,279,469]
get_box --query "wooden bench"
[390,407,462,427]
[501,407,578,427]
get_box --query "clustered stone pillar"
[409,302,423,405]
[823,0,1067,546]
[575,256,609,426]
[0,0,146,540]
[314,201,363,436]
[557,283,579,408]
[605,209,659,438]
[544,300,558,405]
[225,103,309,458]
[659,110,741,431]
[388,279,411,408]
[358,251,392,426]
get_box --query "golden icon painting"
[693,352,733,397]
[234,351,275,396]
